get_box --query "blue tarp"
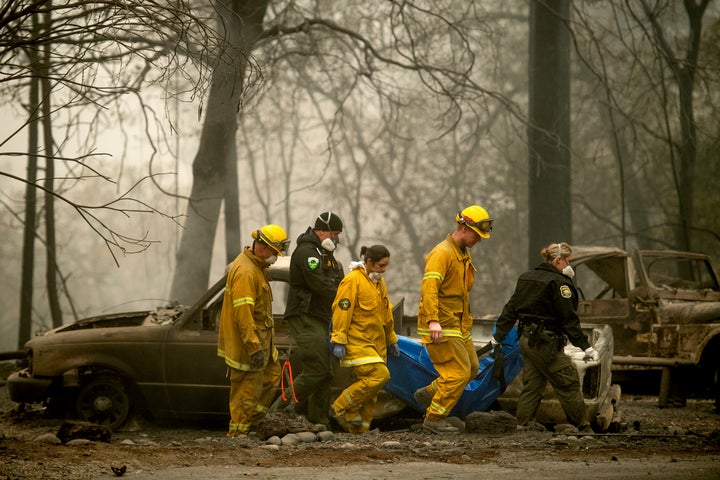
[385,327,522,418]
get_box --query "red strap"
[280,360,298,403]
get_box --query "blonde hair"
[541,242,573,264]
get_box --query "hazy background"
[1,0,718,352]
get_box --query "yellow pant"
[422,337,478,420]
[228,359,281,436]
[332,362,390,433]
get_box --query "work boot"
[422,417,461,434]
[413,387,432,409]
[269,395,291,413]
[349,415,363,426]
[329,406,349,432]
[444,416,466,433]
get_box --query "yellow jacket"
[417,234,476,343]
[217,247,277,371]
[331,264,399,367]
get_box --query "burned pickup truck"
[569,246,720,409]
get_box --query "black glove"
[388,343,400,358]
[250,350,265,369]
[492,344,505,362]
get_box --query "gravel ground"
[1,361,719,480]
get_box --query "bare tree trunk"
[224,143,240,263]
[674,0,707,251]
[18,13,40,348]
[170,0,269,304]
[527,0,571,267]
[41,6,62,328]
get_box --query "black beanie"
[314,212,343,232]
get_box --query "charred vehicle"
[568,246,720,408]
[7,262,294,430]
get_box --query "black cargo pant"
[285,313,334,425]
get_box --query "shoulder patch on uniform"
[307,256,320,270]
[559,284,572,299]
[338,298,351,311]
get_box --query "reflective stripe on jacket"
[417,234,476,343]
[331,265,399,367]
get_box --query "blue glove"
[332,343,346,359]
[388,343,400,358]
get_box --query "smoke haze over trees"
[1,0,718,351]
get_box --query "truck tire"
[75,374,131,430]
[702,338,720,413]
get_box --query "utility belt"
[519,317,566,354]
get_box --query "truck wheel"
[75,375,131,430]
[699,337,720,413]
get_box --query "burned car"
[6,261,295,430]
[568,246,720,409]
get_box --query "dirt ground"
[1,360,719,480]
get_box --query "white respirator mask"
[369,272,383,282]
[321,237,338,252]
[265,254,278,265]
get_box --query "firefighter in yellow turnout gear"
[330,245,399,433]
[217,225,290,437]
[415,205,493,434]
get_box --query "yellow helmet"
[456,205,493,239]
[252,224,290,256]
